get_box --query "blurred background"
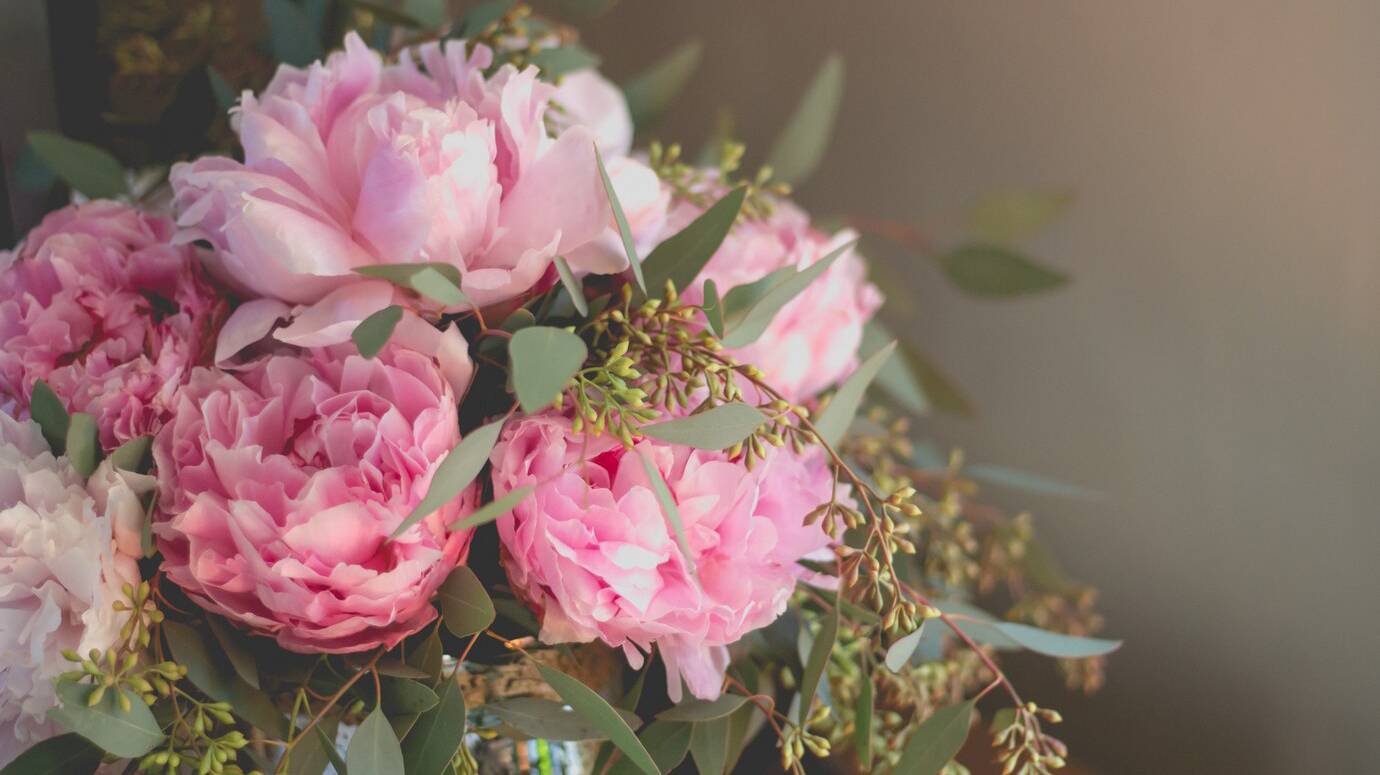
[3,2,1378,773]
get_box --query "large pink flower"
[490,414,835,700]
[171,33,608,309]
[152,344,477,653]
[0,201,220,450]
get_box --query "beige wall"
[580,2,1380,772]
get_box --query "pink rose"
[0,201,220,450]
[152,343,477,653]
[171,33,608,310]
[490,413,835,700]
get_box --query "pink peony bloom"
[152,343,477,653]
[550,69,633,157]
[171,33,609,310]
[0,201,220,450]
[489,413,835,701]
[0,412,147,766]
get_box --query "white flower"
[0,413,146,767]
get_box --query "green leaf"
[795,598,838,724]
[967,463,1096,499]
[884,622,926,673]
[401,676,466,775]
[486,697,641,741]
[938,243,1068,297]
[993,622,1122,658]
[263,0,323,66]
[640,187,745,295]
[637,451,696,577]
[509,327,587,413]
[285,716,337,775]
[452,486,531,531]
[391,418,505,539]
[207,617,260,689]
[109,435,152,473]
[640,403,766,450]
[894,699,976,775]
[765,54,844,187]
[538,664,659,775]
[207,67,236,110]
[688,716,730,775]
[897,341,975,417]
[438,566,495,638]
[622,40,703,129]
[552,257,588,316]
[719,241,850,348]
[813,341,895,446]
[352,305,403,359]
[608,720,690,775]
[854,673,874,770]
[551,0,619,18]
[531,45,601,79]
[402,0,446,27]
[14,143,57,192]
[29,379,69,455]
[0,732,102,775]
[406,630,444,684]
[314,725,348,775]
[47,681,162,759]
[459,0,514,36]
[63,413,99,478]
[596,146,645,293]
[354,263,470,307]
[347,706,404,775]
[348,1,423,26]
[861,321,928,416]
[25,132,128,200]
[161,620,286,736]
[701,279,724,338]
[655,694,748,722]
[968,190,1072,243]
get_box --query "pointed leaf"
[354,263,469,307]
[641,187,745,295]
[509,327,587,413]
[861,321,929,416]
[894,699,976,775]
[348,0,424,26]
[29,380,68,455]
[207,67,236,110]
[109,435,152,473]
[380,679,438,716]
[401,676,466,775]
[531,45,601,79]
[452,486,531,531]
[854,673,874,769]
[162,621,286,736]
[623,40,703,129]
[995,622,1122,658]
[795,600,838,724]
[897,341,975,417]
[701,278,724,337]
[486,697,641,741]
[720,241,849,348]
[14,143,57,192]
[263,0,323,66]
[438,566,495,637]
[314,725,348,775]
[26,132,128,199]
[656,694,748,722]
[460,0,514,36]
[938,243,1068,297]
[352,305,403,359]
[813,341,895,446]
[402,0,446,27]
[47,681,162,758]
[688,716,730,775]
[967,463,1096,499]
[553,256,588,316]
[884,622,926,673]
[596,146,645,293]
[637,451,696,577]
[640,403,765,450]
[608,720,690,775]
[391,418,505,539]
[0,732,102,775]
[347,706,404,775]
[968,190,1072,243]
[539,665,659,775]
[63,413,98,478]
[765,54,844,187]
[207,617,260,689]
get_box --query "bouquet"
[1,3,1117,774]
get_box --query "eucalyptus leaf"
[402,0,446,27]
[207,67,236,110]
[109,435,152,473]
[967,463,1096,499]
[938,243,1068,297]
[884,622,926,673]
[861,320,928,415]
[893,698,976,775]
[0,731,103,775]
[537,665,659,775]
[485,697,640,741]
[401,677,466,775]
[640,402,765,450]
[854,673,874,770]
[459,0,514,36]
[207,617,260,689]
[438,566,495,638]
[640,187,745,295]
[63,413,99,479]
[390,418,505,539]
[381,679,439,715]
[897,340,975,417]
[47,681,162,759]
[968,189,1072,243]
[354,263,469,307]
[608,720,690,775]
[637,451,696,577]
[720,241,849,348]
[352,305,402,359]
[285,716,336,775]
[509,327,587,413]
[596,146,645,293]
[263,0,323,66]
[531,45,601,79]
[813,341,895,446]
[348,0,424,26]
[346,706,404,775]
[452,486,531,531]
[701,279,724,337]
[994,622,1122,658]
[795,599,838,724]
[29,379,69,455]
[26,132,128,199]
[14,143,57,192]
[552,257,588,316]
[622,40,703,129]
[765,54,844,187]
[161,620,286,736]
[655,694,748,722]
[314,725,348,775]
[688,716,730,775]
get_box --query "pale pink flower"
[0,413,146,766]
[550,69,633,157]
[152,343,477,653]
[489,413,835,700]
[0,201,220,450]
[171,33,608,310]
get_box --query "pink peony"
[152,343,477,653]
[0,412,148,766]
[0,201,220,450]
[171,33,609,310]
[489,413,835,700]
[550,69,633,157]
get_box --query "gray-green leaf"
[622,40,703,129]
[485,697,641,741]
[596,146,645,293]
[262,0,323,66]
[938,243,1068,297]
[701,279,724,338]
[354,263,470,307]
[640,403,766,450]
[29,379,69,455]
[854,673,873,770]
[552,257,588,316]
[655,694,748,722]
[63,413,99,479]
[884,622,926,673]
[765,54,844,187]
[207,617,260,689]
[0,732,103,775]
[438,566,495,638]
[109,435,153,473]
[860,321,928,416]
[812,341,895,446]
[967,189,1072,243]
[26,131,128,200]
[637,451,696,578]
[352,305,402,359]
[401,676,466,775]
[608,720,690,775]
[390,418,505,540]
[720,241,850,348]
[347,706,404,775]
[795,599,838,724]
[640,187,745,296]
[893,698,976,775]
[452,486,531,531]
[162,621,286,736]
[531,45,601,79]
[538,664,659,775]
[47,681,162,759]
[688,716,730,775]
[509,327,587,413]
